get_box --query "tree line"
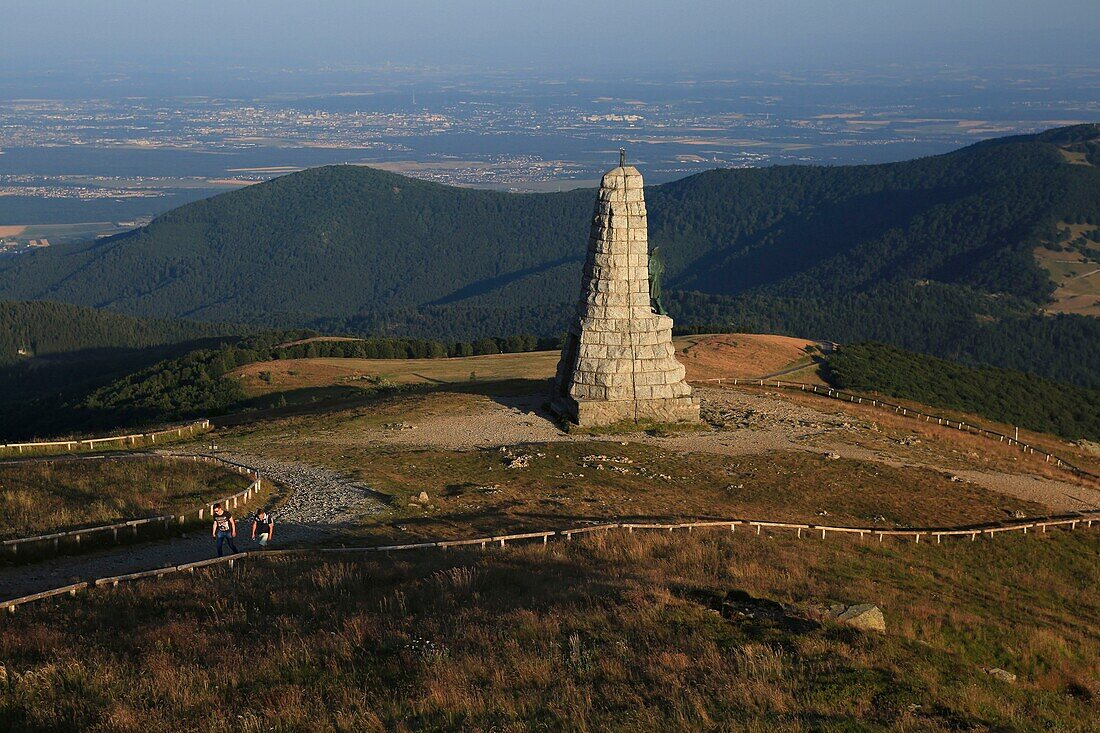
[822,342,1100,441]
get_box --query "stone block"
[604,385,634,401]
[592,371,630,388]
[577,343,608,360]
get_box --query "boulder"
[983,667,1017,683]
[835,603,886,633]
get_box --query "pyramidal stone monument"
[551,153,700,426]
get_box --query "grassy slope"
[1,529,1095,731]
[0,458,250,539]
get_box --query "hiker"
[211,503,238,557]
[252,508,275,548]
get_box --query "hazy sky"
[4,0,1100,73]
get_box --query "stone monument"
[551,154,700,426]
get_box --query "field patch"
[233,351,561,398]
[677,333,817,381]
[232,334,818,400]
[1036,222,1100,316]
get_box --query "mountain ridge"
[1,124,1098,381]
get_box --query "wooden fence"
[0,419,211,457]
[4,509,1097,615]
[1,453,262,560]
[698,378,1099,479]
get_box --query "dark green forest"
[822,343,1100,441]
[0,126,1097,388]
[0,301,246,365]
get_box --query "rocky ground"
[351,386,1100,513]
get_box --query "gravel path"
[0,453,387,602]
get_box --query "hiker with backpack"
[252,508,275,548]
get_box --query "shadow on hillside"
[671,185,973,295]
[0,337,246,441]
[427,256,582,306]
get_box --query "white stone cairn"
[551,162,700,426]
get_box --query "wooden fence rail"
[4,509,1096,615]
[0,420,211,456]
[1,453,262,559]
[697,378,1099,479]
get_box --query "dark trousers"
[216,530,239,557]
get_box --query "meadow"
[0,527,1095,731]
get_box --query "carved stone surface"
[551,164,700,426]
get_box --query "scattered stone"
[507,455,530,469]
[983,667,1017,683]
[824,452,841,461]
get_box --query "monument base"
[551,391,700,427]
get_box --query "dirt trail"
[0,454,386,602]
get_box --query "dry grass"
[231,334,815,400]
[677,333,816,380]
[233,353,560,398]
[0,458,251,539]
[225,435,1044,545]
[1,528,1095,731]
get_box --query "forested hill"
[1,124,1098,383]
[0,301,247,365]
